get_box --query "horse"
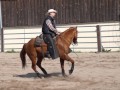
[20,27,78,78]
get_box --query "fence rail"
[0,23,120,52]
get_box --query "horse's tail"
[20,43,27,68]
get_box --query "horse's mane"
[60,27,76,36]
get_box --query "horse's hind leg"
[37,57,48,76]
[30,56,41,78]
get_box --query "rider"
[42,9,60,59]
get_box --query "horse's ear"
[74,26,77,30]
[75,26,77,29]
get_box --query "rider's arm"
[46,19,58,34]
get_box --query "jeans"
[43,34,59,59]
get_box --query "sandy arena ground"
[0,52,120,90]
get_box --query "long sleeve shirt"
[46,19,58,34]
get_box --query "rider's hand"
[56,31,61,35]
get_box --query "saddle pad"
[34,34,57,47]
[34,35,43,47]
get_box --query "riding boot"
[45,51,51,58]
[48,45,59,59]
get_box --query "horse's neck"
[59,30,73,45]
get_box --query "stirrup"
[46,54,51,58]
[45,52,51,58]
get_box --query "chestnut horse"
[20,27,78,78]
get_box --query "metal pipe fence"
[0,23,120,52]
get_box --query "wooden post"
[1,28,4,52]
[96,25,102,52]
[0,1,4,52]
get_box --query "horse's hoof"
[44,74,51,78]
[38,75,42,78]
[62,74,68,77]
[69,70,73,75]
[37,73,42,78]
[64,75,68,77]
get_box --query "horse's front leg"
[64,54,74,75]
[69,62,74,75]
[60,58,67,77]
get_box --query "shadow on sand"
[14,72,62,78]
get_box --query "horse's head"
[69,27,78,44]
[59,27,78,45]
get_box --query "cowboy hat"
[47,9,57,14]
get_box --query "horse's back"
[25,38,37,54]
[26,38,47,55]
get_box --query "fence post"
[0,1,3,52]
[1,28,4,52]
[96,25,102,52]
